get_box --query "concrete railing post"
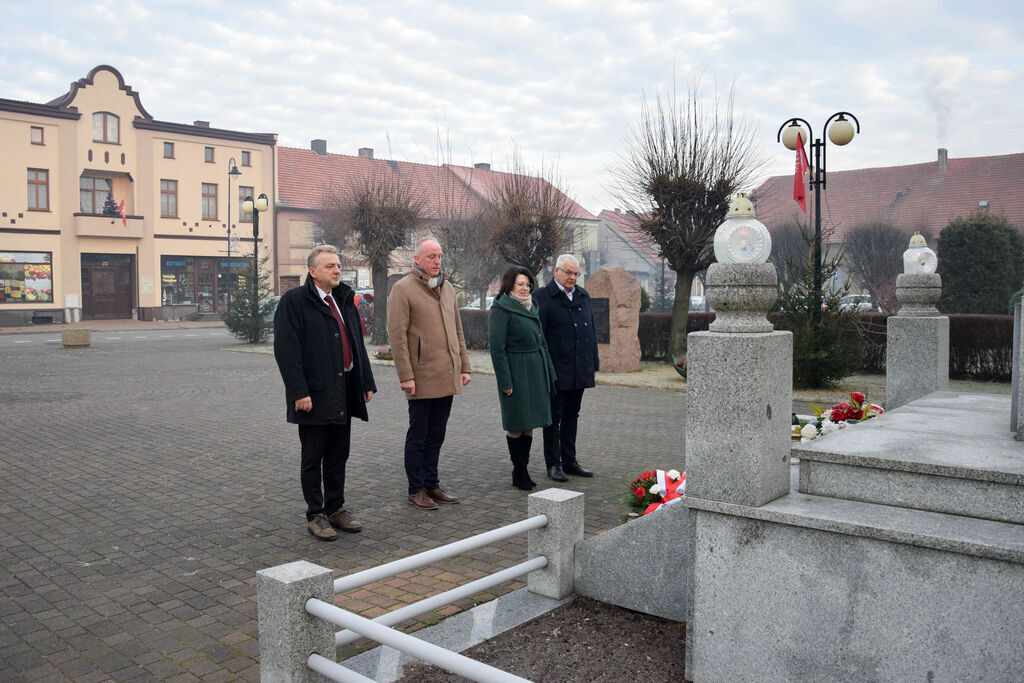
[527,488,584,599]
[886,273,949,410]
[257,560,334,682]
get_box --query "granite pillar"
[257,560,335,682]
[886,273,949,410]
[527,488,584,599]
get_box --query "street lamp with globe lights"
[225,158,242,311]
[241,193,270,343]
[777,112,860,317]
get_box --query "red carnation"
[850,392,866,404]
[635,487,646,498]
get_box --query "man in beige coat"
[387,238,472,510]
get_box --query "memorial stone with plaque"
[585,267,641,373]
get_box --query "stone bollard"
[527,488,584,599]
[886,273,949,410]
[257,560,335,683]
[685,262,793,507]
[61,328,92,347]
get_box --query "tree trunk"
[669,270,695,361]
[370,263,390,346]
[478,288,488,309]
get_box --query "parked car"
[838,294,874,313]
[461,296,494,310]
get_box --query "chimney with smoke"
[311,139,327,156]
[938,148,948,174]
[358,148,374,159]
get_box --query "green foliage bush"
[938,213,1024,314]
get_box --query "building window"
[0,251,53,303]
[30,126,44,145]
[27,169,49,211]
[238,186,254,222]
[79,176,112,214]
[160,180,178,218]
[92,112,120,144]
[163,142,174,158]
[161,256,195,305]
[204,146,215,163]
[202,183,218,220]
[241,150,251,166]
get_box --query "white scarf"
[508,291,533,310]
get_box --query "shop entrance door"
[82,254,134,320]
[196,258,215,313]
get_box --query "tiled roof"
[278,147,595,221]
[750,151,1024,241]
[597,209,661,262]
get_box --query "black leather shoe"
[547,466,569,482]
[563,462,594,477]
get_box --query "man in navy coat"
[534,253,597,482]
[274,245,376,541]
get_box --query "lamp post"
[777,112,860,316]
[241,193,270,344]
[226,158,242,312]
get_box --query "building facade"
[0,65,277,324]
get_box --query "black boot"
[519,435,537,489]
[507,436,531,490]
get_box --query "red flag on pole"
[793,133,809,213]
[118,199,127,227]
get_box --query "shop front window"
[0,251,53,303]
[161,257,195,305]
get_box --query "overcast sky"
[3,0,1022,215]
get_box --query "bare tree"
[611,79,768,359]
[429,131,503,308]
[487,149,576,276]
[844,220,917,313]
[317,167,424,345]
[769,219,812,298]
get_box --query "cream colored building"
[0,65,276,323]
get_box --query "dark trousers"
[543,388,585,468]
[298,422,351,521]
[404,395,454,494]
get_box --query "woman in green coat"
[489,267,557,490]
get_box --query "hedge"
[461,308,1016,381]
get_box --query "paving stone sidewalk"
[0,330,686,681]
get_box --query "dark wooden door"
[82,259,133,320]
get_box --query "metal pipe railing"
[335,556,548,646]
[307,653,374,683]
[333,514,548,594]
[307,598,531,683]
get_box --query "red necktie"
[324,294,353,370]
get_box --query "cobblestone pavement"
[0,331,686,681]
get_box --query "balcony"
[73,212,144,239]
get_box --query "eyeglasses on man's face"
[557,267,579,278]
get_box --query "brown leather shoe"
[307,514,338,541]
[328,508,362,533]
[408,490,439,510]
[426,487,460,504]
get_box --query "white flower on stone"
[649,484,661,496]
[800,423,818,440]
[667,469,681,480]
[821,419,840,435]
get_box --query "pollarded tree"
[937,212,1024,314]
[844,221,919,314]
[611,79,768,359]
[487,150,576,276]
[317,168,424,345]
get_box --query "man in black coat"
[534,253,597,482]
[274,245,377,541]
